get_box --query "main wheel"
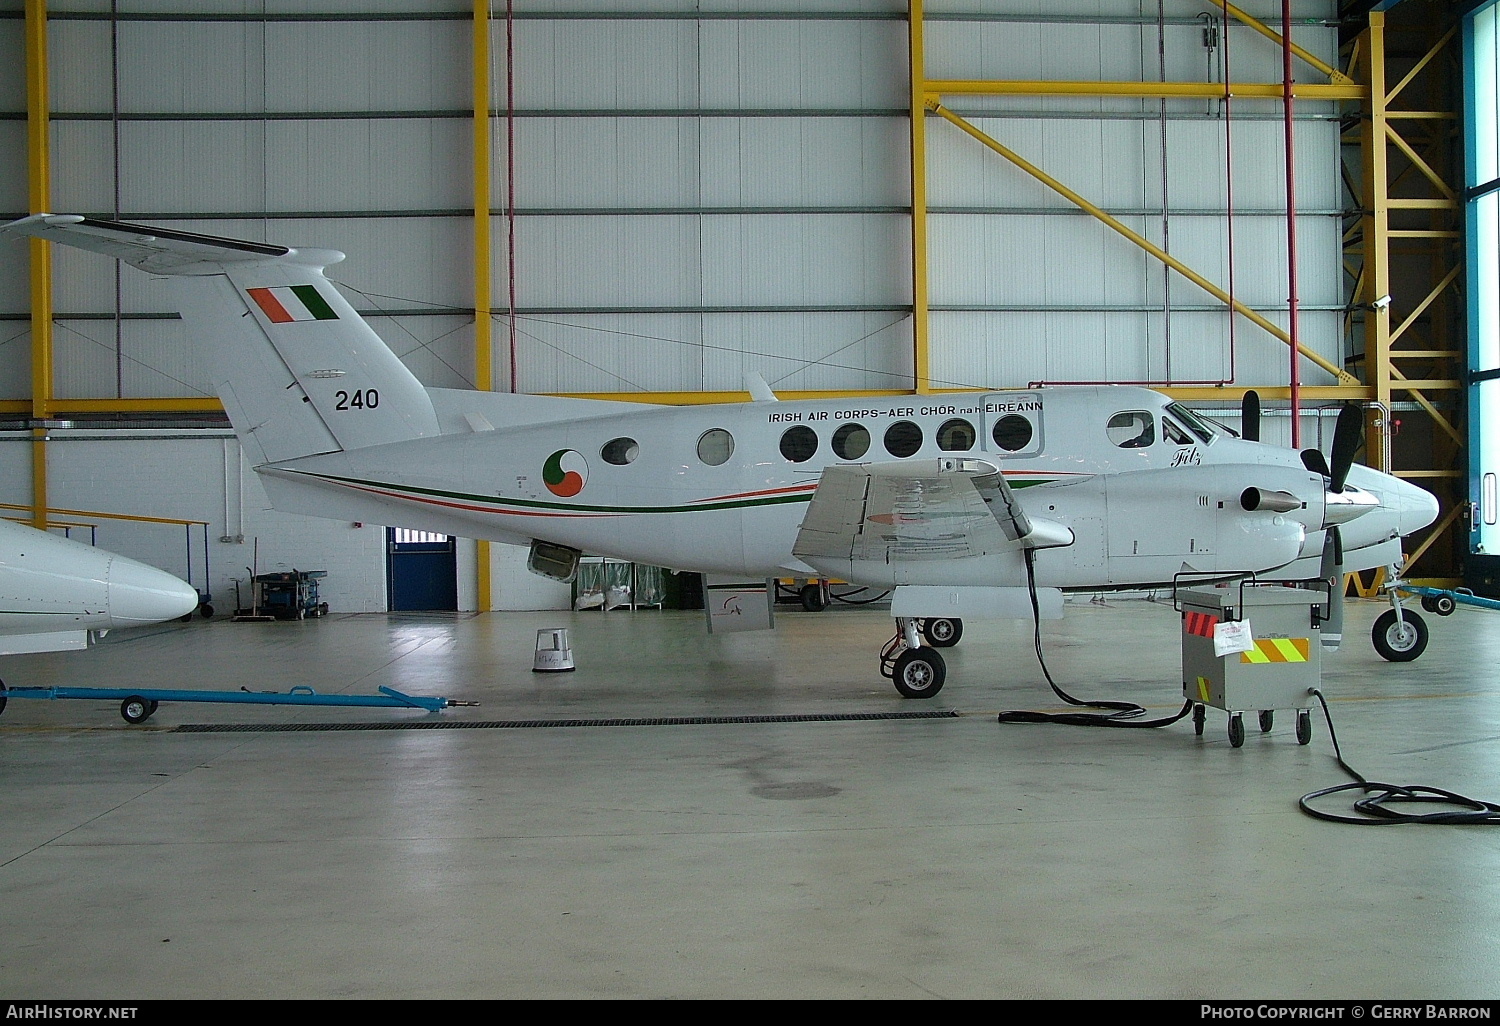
[920,617,963,648]
[120,696,154,724]
[799,584,827,612]
[1372,609,1429,662]
[891,647,946,699]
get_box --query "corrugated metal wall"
[0,0,1345,402]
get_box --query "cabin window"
[696,428,735,466]
[991,414,1034,452]
[1107,411,1155,448]
[884,420,923,458]
[601,437,639,465]
[832,423,870,460]
[936,418,976,452]
[779,425,818,462]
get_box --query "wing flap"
[793,459,1072,572]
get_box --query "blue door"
[387,528,458,611]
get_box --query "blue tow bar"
[0,684,474,724]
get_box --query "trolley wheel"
[920,617,963,648]
[1258,709,1274,733]
[120,695,154,724]
[0,678,7,717]
[1421,595,1438,613]
[1192,703,1205,736]
[1372,609,1429,662]
[799,584,828,612]
[318,603,329,616]
[891,647,946,699]
[1434,594,1456,616]
[200,603,214,619]
[1228,712,1245,748]
[1296,709,1312,746]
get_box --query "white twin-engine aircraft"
[4,214,1441,698]
[0,515,201,657]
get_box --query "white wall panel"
[513,310,912,395]
[53,317,205,400]
[700,117,908,207]
[520,19,701,110]
[263,119,470,212]
[518,214,703,308]
[699,214,907,308]
[264,20,467,114]
[698,20,906,109]
[0,18,23,113]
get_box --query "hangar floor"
[2,594,1498,1000]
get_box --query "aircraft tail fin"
[5,215,439,466]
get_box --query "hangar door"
[387,528,458,611]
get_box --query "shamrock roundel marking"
[543,449,588,497]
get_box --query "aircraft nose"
[1394,477,1441,538]
[106,556,200,627]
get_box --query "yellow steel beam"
[1162,386,1373,403]
[1361,13,1391,462]
[909,0,931,395]
[926,100,1357,386]
[473,0,493,612]
[40,397,224,414]
[925,80,1364,101]
[1389,265,1460,347]
[1383,123,1457,202]
[1401,501,1464,571]
[1386,24,1456,106]
[0,502,208,527]
[1219,1,1352,84]
[25,0,51,529]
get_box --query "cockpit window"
[1164,402,1216,443]
[1161,418,1192,446]
[1107,411,1155,449]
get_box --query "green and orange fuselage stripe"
[279,468,1073,519]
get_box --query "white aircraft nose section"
[105,556,200,627]
[1397,476,1441,538]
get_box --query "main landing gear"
[879,617,963,698]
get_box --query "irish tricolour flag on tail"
[246,285,339,324]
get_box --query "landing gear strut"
[880,617,947,698]
[1375,568,1429,662]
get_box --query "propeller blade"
[1320,526,1344,652]
[1301,448,1330,477]
[1329,403,1364,494]
[1241,390,1261,442]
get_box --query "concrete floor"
[2,593,1498,1000]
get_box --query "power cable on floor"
[996,549,1193,729]
[1298,688,1500,825]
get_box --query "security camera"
[1371,294,1392,311]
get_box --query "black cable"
[997,548,1193,729]
[1298,688,1500,825]
[831,587,892,606]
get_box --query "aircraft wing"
[793,458,1072,570]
